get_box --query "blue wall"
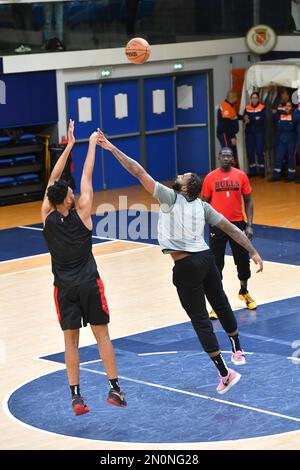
[0,71,58,128]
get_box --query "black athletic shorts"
[53,277,110,330]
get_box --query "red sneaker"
[72,395,90,416]
[107,389,127,407]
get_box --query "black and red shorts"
[53,278,110,330]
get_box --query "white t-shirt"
[153,182,224,253]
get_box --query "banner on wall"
[0,80,5,104]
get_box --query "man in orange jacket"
[217,91,239,161]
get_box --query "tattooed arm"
[97,128,155,194]
[215,217,263,273]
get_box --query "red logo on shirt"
[215,180,240,192]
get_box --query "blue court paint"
[0,226,49,261]
[0,212,299,264]
[7,296,300,443]
[0,219,112,262]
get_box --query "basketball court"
[1,179,300,450]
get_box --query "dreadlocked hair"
[47,179,69,206]
[186,173,203,201]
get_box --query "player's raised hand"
[89,130,101,144]
[68,119,75,145]
[96,128,114,151]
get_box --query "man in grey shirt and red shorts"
[97,129,263,395]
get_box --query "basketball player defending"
[42,120,126,415]
[97,129,263,394]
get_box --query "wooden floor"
[0,179,300,450]
[1,178,300,230]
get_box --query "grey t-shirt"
[153,181,224,253]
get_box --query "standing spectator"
[269,100,297,182]
[43,1,65,51]
[293,101,300,183]
[260,0,295,33]
[217,91,239,162]
[11,2,32,53]
[292,0,300,32]
[126,0,139,36]
[243,92,266,177]
[201,147,256,320]
[272,87,291,114]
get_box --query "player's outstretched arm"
[77,131,100,226]
[97,128,155,195]
[215,217,263,273]
[41,119,75,224]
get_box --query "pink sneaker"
[231,350,246,366]
[216,368,241,395]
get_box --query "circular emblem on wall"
[246,24,277,55]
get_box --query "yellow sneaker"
[209,309,219,320]
[238,291,257,310]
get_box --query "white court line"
[81,358,102,365]
[227,330,295,347]
[18,224,155,247]
[19,224,109,240]
[282,214,300,228]
[80,366,300,423]
[0,244,156,277]
[221,351,254,355]
[0,239,119,267]
[0,251,49,264]
[4,225,300,270]
[137,351,254,356]
[92,235,154,247]
[4,351,300,445]
[287,357,300,363]
[18,225,44,231]
[259,259,300,270]
[0,239,118,265]
[138,351,178,356]
[3,373,300,448]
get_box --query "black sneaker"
[55,38,66,51]
[107,389,127,407]
[71,394,90,416]
[14,44,31,53]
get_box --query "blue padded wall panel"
[177,127,209,175]
[146,132,176,181]
[72,142,103,194]
[0,71,58,128]
[67,83,101,140]
[103,136,141,189]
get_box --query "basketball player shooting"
[41,120,126,415]
[97,128,263,394]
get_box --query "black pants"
[172,250,237,353]
[217,133,237,159]
[209,221,250,282]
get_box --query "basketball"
[125,37,151,64]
